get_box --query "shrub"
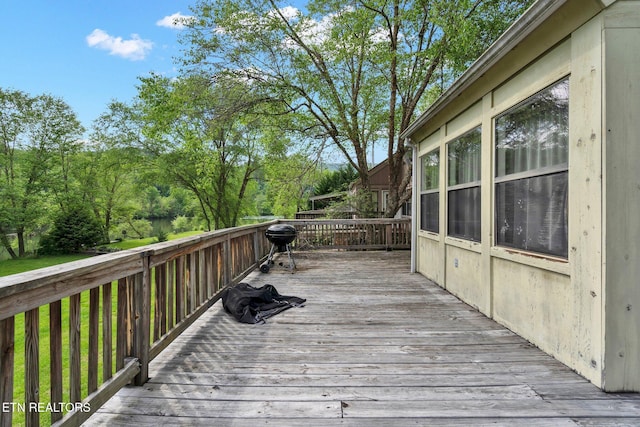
[172,215,192,233]
[39,206,104,254]
[155,229,169,242]
[109,219,154,241]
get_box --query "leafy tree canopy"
[314,164,358,196]
[136,73,269,229]
[0,88,84,258]
[179,0,534,216]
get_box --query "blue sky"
[0,0,384,164]
[0,0,195,133]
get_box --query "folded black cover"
[221,283,306,324]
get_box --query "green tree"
[264,152,321,217]
[0,88,84,258]
[180,0,533,217]
[83,101,147,241]
[38,205,104,254]
[39,93,85,208]
[137,73,264,229]
[313,164,358,195]
[325,188,376,219]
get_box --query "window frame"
[420,148,440,233]
[447,126,482,242]
[493,77,569,259]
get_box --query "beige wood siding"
[602,2,640,392]
[411,1,640,390]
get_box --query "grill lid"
[265,224,297,245]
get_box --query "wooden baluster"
[199,250,206,304]
[116,278,128,371]
[206,247,214,298]
[175,256,184,323]
[103,282,113,382]
[153,265,162,342]
[69,293,81,404]
[223,237,231,288]
[0,316,15,427]
[214,246,222,293]
[158,263,167,337]
[167,260,175,330]
[188,253,195,314]
[49,301,63,423]
[126,277,134,356]
[25,308,39,427]
[88,287,99,393]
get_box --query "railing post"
[133,253,151,385]
[0,317,14,427]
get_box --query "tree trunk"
[17,227,26,257]
[0,231,18,259]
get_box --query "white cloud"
[156,12,194,30]
[86,29,153,61]
[268,6,299,21]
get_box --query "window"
[420,149,440,232]
[494,78,569,258]
[448,127,481,241]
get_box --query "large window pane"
[495,79,569,178]
[494,78,569,258]
[448,127,481,186]
[448,186,481,241]
[421,150,439,190]
[496,172,568,258]
[420,193,439,233]
[447,127,481,241]
[420,149,440,233]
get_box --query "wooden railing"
[290,218,411,250]
[0,218,410,426]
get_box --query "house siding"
[407,0,640,391]
[602,3,640,391]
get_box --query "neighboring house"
[401,0,640,392]
[351,158,412,218]
[296,192,349,219]
[297,159,412,219]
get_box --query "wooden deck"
[86,250,640,426]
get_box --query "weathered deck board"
[86,250,640,426]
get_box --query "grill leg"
[286,244,296,271]
[261,243,296,273]
[260,244,278,273]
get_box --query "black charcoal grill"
[260,224,297,273]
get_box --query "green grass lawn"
[1,230,204,426]
[11,289,118,426]
[0,254,90,277]
[0,230,203,278]
[105,230,202,251]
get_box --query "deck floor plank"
[86,250,640,426]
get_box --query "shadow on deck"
[87,250,640,426]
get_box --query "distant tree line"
[0,84,318,258]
